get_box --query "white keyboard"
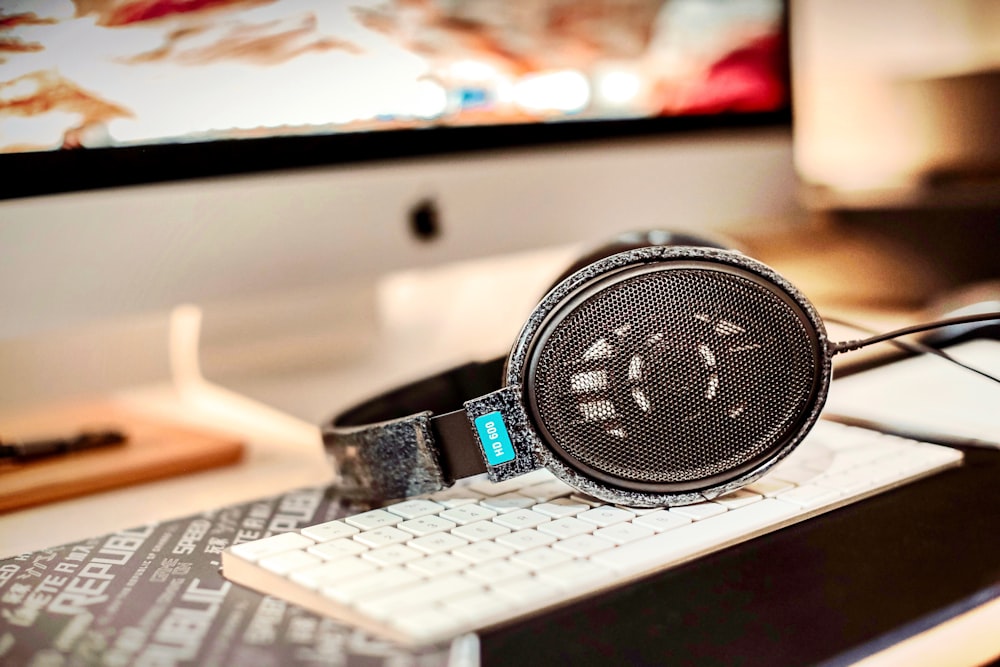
[221,421,962,646]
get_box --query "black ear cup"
[506,245,831,506]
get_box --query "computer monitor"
[0,1,797,374]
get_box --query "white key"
[408,531,469,554]
[713,489,764,510]
[577,506,636,527]
[397,514,457,536]
[775,484,842,510]
[593,499,798,575]
[439,504,497,525]
[533,498,592,518]
[536,559,615,590]
[388,606,470,642]
[345,509,401,530]
[769,465,820,485]
[509,546,573,572]
[465,558,528,584]
[230,532,314,562]
[321,567,422,604]
[745,478,795,498]
[407,553,466,577]
[569,494,603,507]
[537,516,593,539]
[495,529,556,551]
[385,498,445,519]
[550,533,615,558]
[289,557,377,589]
[492,508,550,531]
[441,589,514,622]
[468,476,533,497]
[258,549,322,575]
[593,522,655,545]
[300,520,359,543]
[354,526,411,548]
[480,493,536,513]
[519,480,574,502]
[451,520,510,542]
[632,511,691,533]
[427,486,484,508]
[492,576,561,607]
[358,574,482,619]
[362,543,423,566]
[669,502,727,521]
[813,469,878,495]
[452,540,515,564]
[307,538,368,560]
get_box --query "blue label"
[474,411,516,466]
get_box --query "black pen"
[0,429,128,462]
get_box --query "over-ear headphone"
[323,231,994,508]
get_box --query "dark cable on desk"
[826,313,1000,384]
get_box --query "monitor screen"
[1,0,788,198]
[0,0,796,384]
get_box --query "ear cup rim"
[505,246,832,507]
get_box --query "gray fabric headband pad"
[323,357,509,500]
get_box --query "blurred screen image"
[0,0,786,154]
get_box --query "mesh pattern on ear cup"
[527,266,821,490]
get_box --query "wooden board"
[0,401,244,512]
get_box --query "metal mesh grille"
[529,268,818,487]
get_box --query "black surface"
[0,113,789,201]
[481,446,1000,667]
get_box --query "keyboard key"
[452,540,515,564]
[536,559,615,590]
[669,502,727,521]
[289,557,377,590]
[745,478,795,498]
[385,498,445,519]
[354,526,411,548]
[480,493,536,513]
[632,510,691,533]
[549,533,614,558]
[451,520,510,542]
[519,479,574,502]
[427,486,484,508]
[495,529,556,551]
[441,589,514,622]
[775,484,842,510]
[345,509,401,530]
[259,549,322,575]
[713,489,764,509]
[509,546,573,571]
[301,520,359,543]
[408,531,469,554]
[593,522,655,545]
[439,504,497,525]
[397,514,457,536]
[533,498,592,518]
[465,558,528,584]
[537,516,593,539]
[362,543,423,566]
[577,506,636,527]
[492,508,550,531]
[230,532,314,562]
[308,538,368,560]
[407,553,467,577]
